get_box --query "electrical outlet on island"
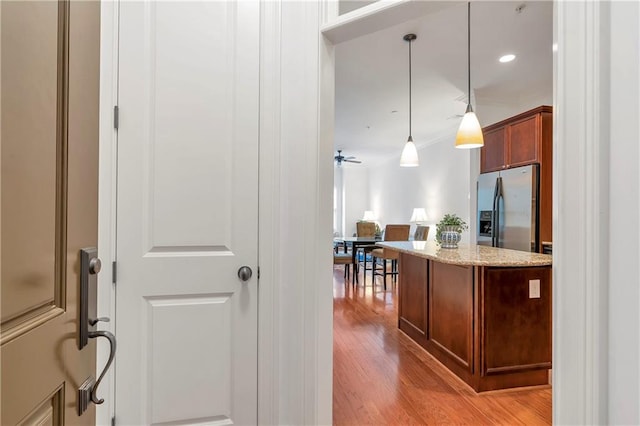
[529,279,541,298]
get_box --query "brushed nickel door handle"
[88,330,116,405]
[238,266,253,282]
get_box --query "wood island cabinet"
[480,105,553,251]
[397,250,552,392]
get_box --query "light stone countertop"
[377,241,552,267]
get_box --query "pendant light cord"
[408,37,412,138]
[467,2,471,107]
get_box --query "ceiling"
[334,1,553,166]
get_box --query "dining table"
[334,236,382,278]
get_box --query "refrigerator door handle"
[494,177,504,247]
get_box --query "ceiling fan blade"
[343,156,356,160]
[344,159,362,164]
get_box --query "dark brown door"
[1,1,101,423]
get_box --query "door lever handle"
[89,317,110,326]
[88,330,116,405]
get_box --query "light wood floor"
[332,266,552,425]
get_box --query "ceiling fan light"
[400,137,419,167]
[455,107,484,149]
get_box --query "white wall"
[368,133,471,242]
[607,1,640,422]
[333,166,344,235]
[475,93,553,128]
[342,166,369,237]
[273,2,334,424]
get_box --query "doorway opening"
[330,1,553,423]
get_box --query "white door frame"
[555,1,640,423]
[96,1,119,424]
[97,0,640,424]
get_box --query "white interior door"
[115,2,259,424]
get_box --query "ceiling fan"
[334,150,361,166]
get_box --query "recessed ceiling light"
[499,54,516,63]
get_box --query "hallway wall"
[368,133,471,241]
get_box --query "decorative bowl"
[439,226,462,249]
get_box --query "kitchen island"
[377,241,552,392]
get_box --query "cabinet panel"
[482,267,552,375]
[508,115,539,167]
[398,253,428,345]
[429,262,473,370]
[480,127,506,173]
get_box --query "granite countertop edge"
[376,241,552,267]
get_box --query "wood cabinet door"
[482,267,552,376]
[480,127,506,173]
[507,115,539,168]
[398,254,428,345]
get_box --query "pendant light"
[400,33,419,167]
[455,2,484,149]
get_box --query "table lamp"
[410,208,428,225]
[362,210,376,222]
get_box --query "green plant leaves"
[435,213,468,244]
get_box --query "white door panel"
[116,1,259,424]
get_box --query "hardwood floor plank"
[333,266,552,425]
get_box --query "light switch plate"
[529,279,541,298]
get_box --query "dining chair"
[371,224,410,290]
[414,225,429,241]
[334,251,355,282]
[354,221,377,279]
[356,221,376,237]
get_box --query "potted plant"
[435,214,468,248]
[374,223,382,238]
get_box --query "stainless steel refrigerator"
[477,164,539,252]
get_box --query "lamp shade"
[400,34,420,167]
[362,210,376,221]
[400,137,419,167]
[410,208,428,223]
[456,3,484,150]
[455,108,484,149]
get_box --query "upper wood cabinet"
[481,127,506,172]
[480,106,552,173]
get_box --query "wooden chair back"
[383,224,410,241]
[356,221,376,237]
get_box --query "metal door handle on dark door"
[78,248,117,415]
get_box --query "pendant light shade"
[400,34,419,167]
[455,105,484,148]
[400,136,419,167]
[455,2,484,149]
